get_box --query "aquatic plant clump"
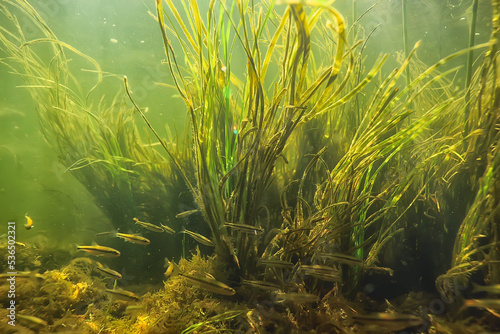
[150,0,390,278]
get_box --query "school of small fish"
[4,211,499,332]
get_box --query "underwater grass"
[275,35,494,289]
[152,0,391,279]
[436,0,500,296]
[150,0,499,295]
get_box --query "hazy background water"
[0,0,492,252]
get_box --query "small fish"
[274,292,319,303]
[165,260,235,296]
[0,271,43,282]
[180,229,214,247]
[106,288,140,302]
[116,232,150,245]
[16,314,47,326]
[24,214,34,230]
[97,231,150,245]
[183,273,236,296]
[472,282,500,295]
[133,218,164,233]
[160,223,175,234]
[124,305,145,315]
[95,262,122,279]
[352,312,424,331]
[318,252,364,266]
[95,231,113,237]
[242,280,281,291]
[258,259,294,269]
[300,265,341,281]
[224,222,264,235]
[175,209,199,219]
[464,298,500,308]
[462,299,500,317]
[77,245,121,258]
[15,241,27,247]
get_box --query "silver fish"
[160,223,176,234]
[242,280,281,291]
[17,314,47,326]
[106,288,140,302]
[175,209,199,219]
[77,245,121,258]
[472,282,500,295]
[133,218,165,233]
[353,312,424,331]
[300,265,340,281]
[95,262,122,279]
[97,231,150,245]
[165,260,235,296]
[224,222,264,235]
[274,292,319,303]
[180,229,214,247]
[258,259,294,269]
[318,252,364,266]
